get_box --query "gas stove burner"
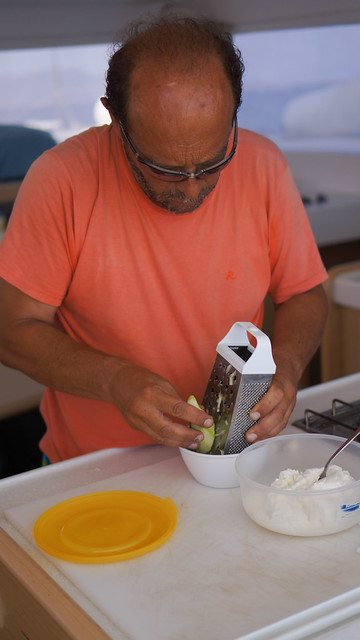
[301,193,328,206]
[293,398,360,438]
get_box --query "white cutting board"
[5,455,360,640]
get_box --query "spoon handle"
[319,423,360,479]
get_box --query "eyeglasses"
[119,119,238,182]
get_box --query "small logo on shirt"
[226,270,236,281]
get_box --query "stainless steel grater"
[202,322,276,455]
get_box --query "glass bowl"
[235,433,360,536]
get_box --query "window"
[0,43,111,142]
[234,23,360,152]
[0,23,359,152]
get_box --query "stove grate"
[293,398,360,438]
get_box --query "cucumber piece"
[187,395,215,454]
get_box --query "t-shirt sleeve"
[266,160,327,304]
[0,150,78,306]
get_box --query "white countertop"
[1,373,360,640]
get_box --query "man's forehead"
[128,57,232,118]
[130,54,227,92]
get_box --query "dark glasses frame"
[119,119,238,182]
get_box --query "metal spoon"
[318,423,360,480]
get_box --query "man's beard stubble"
[126,155,215,215]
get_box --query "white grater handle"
[217,322,276,374]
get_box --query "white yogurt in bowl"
[235,434,360,536]
[271,464,354,490]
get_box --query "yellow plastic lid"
[33,491,178,563]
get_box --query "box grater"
[202,322,276,455]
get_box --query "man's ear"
[100,97,116,125]
[100,97,108,110]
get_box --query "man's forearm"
[0,311,213,449]
[245,284,328,442]
[0,318,123,403]
[0,277,215,449]
[271,284,328,386]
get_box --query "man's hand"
[245,371,296,442]
[109,361,213,449]
[245,284,328,443]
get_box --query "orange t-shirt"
[0,124,327,461]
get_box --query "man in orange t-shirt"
[0,17,327,463]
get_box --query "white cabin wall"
[285,152,360,196]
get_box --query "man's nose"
[179,177,206,198]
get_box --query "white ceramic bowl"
[235,433,360,536]
[179,447,240,488]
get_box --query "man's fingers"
[134,412,205,448]
[245,378,296,442]
[166,395,213,429]
[113,365,213,447]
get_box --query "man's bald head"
[105,16,245,130]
